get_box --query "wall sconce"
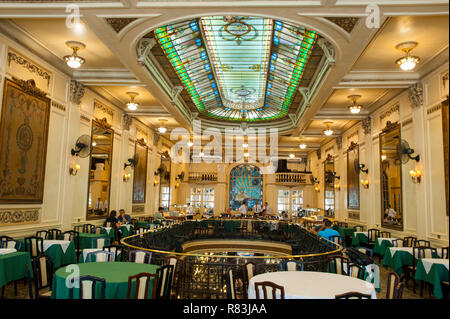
[314,185,320,192]
[154,179,159,186]
[69,164,80,176]
[334,184,341,191]
[175,181,180,189]
[123,172,131,182]
[360,179,369,189]
[409,169,422,184]
[359,164,369,174]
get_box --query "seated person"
[154,207,166,221]
[314,219,340,241]
[104,210,118,227]
[117,209,131,225]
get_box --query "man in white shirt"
[238,200,248,218]
[253,201,262,217]
[187,202,194,220]
[262,202,271,218]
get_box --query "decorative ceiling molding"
[70,80,85,105]
[105,17,138,33]
[408,82,424,108]
[362,117,371,135]
[324,17,360,33]
[94,99,114,117]
[51,100,66,112]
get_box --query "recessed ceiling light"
[126,92,139,111]
[289,153,295,158]
[323,122,333,136]
[244,152,249,157]
[299,144,306,149]
[395,41,420,71]
[243,143,248,148]
[348,94,362,114]
[158,119,168,134]
[63,41,86,69]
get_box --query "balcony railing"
[188,172,218,183]
[275,172,312,184]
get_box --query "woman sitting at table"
[104,210,118,227]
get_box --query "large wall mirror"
[87,119,114,220]
[158,151,171,210]
[379,121,403,230]
[132,139,148,204]
[347,142,360,211]
[324,154,335,217]
[442,98,449,216]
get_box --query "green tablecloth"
[351,233,369,247]
[327,260,380,292]
[79,233,107,250]
[135,221,150,228]
[102,227,115,242]
[0,252,32,288]
[118,225,132,238]
[382,248,440,275]
[415,259,449,299]
[337,227,355,240]
[373,239,393,257]
[51,262,159,299]
[15,239,77,269]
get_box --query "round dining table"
[51,262,160,299]
[247,271,377,299]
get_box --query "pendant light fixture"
[323,122,334,136]
[348,94,363,114]
[126,92,139,111]
[395,41,420,71]
[158,119,168,134]
[63,41,86,69]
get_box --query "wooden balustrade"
[275,172,311,185]
[188,172,218,183]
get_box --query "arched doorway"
[229,164,263,211]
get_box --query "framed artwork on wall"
[0,78,51,204]
[132,138,148,204]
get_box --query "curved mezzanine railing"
[120,219,343,298]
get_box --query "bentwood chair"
[328,256,349,275]
[27,254,54,299]
[156,265,174,299]
[129,250,153,264]
[403,246,437,294]
[46,229,61,240]
[335,292,372,299]
[62,230,81,259]
[90,237,110,249]
[68,275,106,299]
[127,272,158,299]
[337,222,348,228]
[391,239,402,247]
[24,236,44,258]
[348,263,365,280]
[254,281,285,299]
[103,245,123,261]
[386,272,403,299]
[226,269,237,299]
[35,231,48,240]
[280,259,305,271]
[403,236,417,247]
[86,250,114,263]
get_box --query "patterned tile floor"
[1,261,431,299]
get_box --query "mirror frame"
[379,121,403,231]
[132,138,148,204]
[347,142,360,211]
[323,154,335,217]
[158,151,171,211]
[86,118,114,221]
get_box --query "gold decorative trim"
[402,118,413,126]
[136,137,147,147]
[94,117,111,129]
[80,115,90,123]
[94,99,114,117]
[427,104,442,115]
[380,104,400,121]
[10,77,47,98]
[105,17,138,33]
[7,51,51,86]
[0,208,40,226]
[346,141,359,152]
[324,17,359,33]
[51,100,66,112]
[382,121,400,133]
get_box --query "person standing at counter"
[238,200,248,218]
[186,202,194,220]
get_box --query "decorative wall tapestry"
[229,164,263,211]
[0,78,50,203]
[132,139,148,203]
[347,142,360,211]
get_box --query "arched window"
[229,164,263,211]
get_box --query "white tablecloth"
[354,231,368,237]
[376,238,400,245]
[0,248,17,255]
[102,227,113,234]
[388,247,413,256]
[421,258,449,274]
[42,240,72,254]
[248,271,377,299]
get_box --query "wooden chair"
[90,237,110,249]
[83,224,95,233]
[379,231,391,238]
[280,259,304,271]
[0,236,16,249]
[391,239,402,247]
[127,272,158,299]
[328,256,349,275]
[91,226,104,235]
[129,250,153,264]
[354,225,364,232]
[103,245,123,261]
[337,222,348,228]
[35,230,48,240]
[86,250,114,263]
[62,230,81,259]
[403,236,417,247]
[68,275,106,299]
[329,235,344,246]
[441,247,449,259]
[74,225,84,233]
[46,229,61,240]
[386,272,401,299]
[403,246,437,294]
[164,256,183,298]
[415,240,430,247]
[348,263,365,280]
[24,236,44,258]
[335,291,372,299]
[254,281,285,299]
[27,254,53,299]
[226,269,237,299]
[242,261,256,299]
[156,265,174,299]
[366,229,380,248]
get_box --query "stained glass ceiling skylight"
[155,16,317,122]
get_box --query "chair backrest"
[86,250,114,263]
[386,272,401,299]
[416,246,437,259]
[83,224,95,233]
[103,245,123,261]
[329,235,344,246]
[62,230,80,246]
[164,256,181,287]
[391,239,402,247]
[335,291,372,299]
[367,229,379,242]
[47,229,61,240]
[92,226,104,235]
[348,263,365,279]
[127,272,158,299]
[403,236,417,247]
[329,256,349,275]
[35,230,48,240]
[280,259,304,271]
[244,262,256,282]
[338,222,348,228]
[156,265,174,299]
[91,237,109,249]
[395,282,405,299]
[129,250,153,264]
[29,254,53,299]
[74,225,84,233]
[0,236,15,249]
[415,240,430,247]
[226,269,236,299]
[354,225,364,232]
[441,247,449,259]
[69,275,106,299]
[24,236,44,258]
[379,231,391,238]
[254,281,285,299]
[105,221,112,228]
